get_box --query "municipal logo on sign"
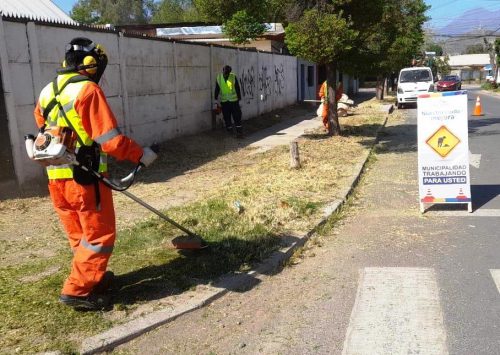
[426,125,460,158]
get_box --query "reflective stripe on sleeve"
[94,128,120,144]
[81,238,114,254]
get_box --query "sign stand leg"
[420,202,425,214]
[467,202,472,213]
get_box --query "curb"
[80,105,393,355]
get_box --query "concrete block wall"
[0,19,298,189]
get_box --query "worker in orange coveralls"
[319,81,343,131]
[33,37,157,311]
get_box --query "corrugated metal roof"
[0,0,77,25]
[156,23,284,37]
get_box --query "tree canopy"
[151,0,202,23]
[71,0,155,25]
[284,0,428,135]
[222,10,267,44]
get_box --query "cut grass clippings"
[0,99,390,353]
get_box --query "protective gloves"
[140,146,158,167]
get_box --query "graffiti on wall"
[258,66,273,101]
[258,63,286,101]
[240,67,256,99]
[274,63,286,95]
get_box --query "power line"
[434,25,500,38]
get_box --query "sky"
[53,0,500,29]
[424,0,500,29]
[52,0,77,15]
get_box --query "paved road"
[117,89,500,355]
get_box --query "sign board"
[417,91,472,212]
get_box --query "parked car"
[396,67,434,108]
[436,75,461,91]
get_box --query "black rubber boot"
[59,293,110,311]
[92,271,115,294]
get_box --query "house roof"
[446,54,491,67]
[156,23,284,38]
[0,0,76,25]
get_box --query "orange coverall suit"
[34,76,143,297]
[319,81,343,130]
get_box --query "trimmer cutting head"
[171,235,208,250]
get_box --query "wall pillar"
[117,33,131,135]
[0,17,24,186]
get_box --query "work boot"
[59,293,110,311]
[92,271,115,294]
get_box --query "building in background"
[116,23,287,54]
[445,54,491,82]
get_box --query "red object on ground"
[171,235,208,250]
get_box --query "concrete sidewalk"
[81,96,392,355]
[247,114,323,153]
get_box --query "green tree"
[193,0,268,22]
[373,0,429,98]
[426,43,444,56]
[434,55,451,77]
[70,0,155,25]
[286,5,358,135]
[285,0,428,134]
[151,0,203,23]
[193,0,273,49]
[222,10,267,44]
[70,0,100,23]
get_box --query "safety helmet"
[59,37,108,83]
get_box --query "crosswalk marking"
[342,267,448,355]
[490,269,500,294]
[468,150,481,168]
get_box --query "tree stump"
[290,140,301,169]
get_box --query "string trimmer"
[25,133,207,250]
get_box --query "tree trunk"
[376,75,385,100]
[326,62,341,136]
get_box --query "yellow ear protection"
[58,42,107,77]
[82,55,97,74]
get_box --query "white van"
[396,67,434,108]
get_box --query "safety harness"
[42,74,103,209]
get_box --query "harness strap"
[42,75,89,122]
[42,75,102,209]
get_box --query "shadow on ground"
[111,234,300,306]
[469,117,500,135]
